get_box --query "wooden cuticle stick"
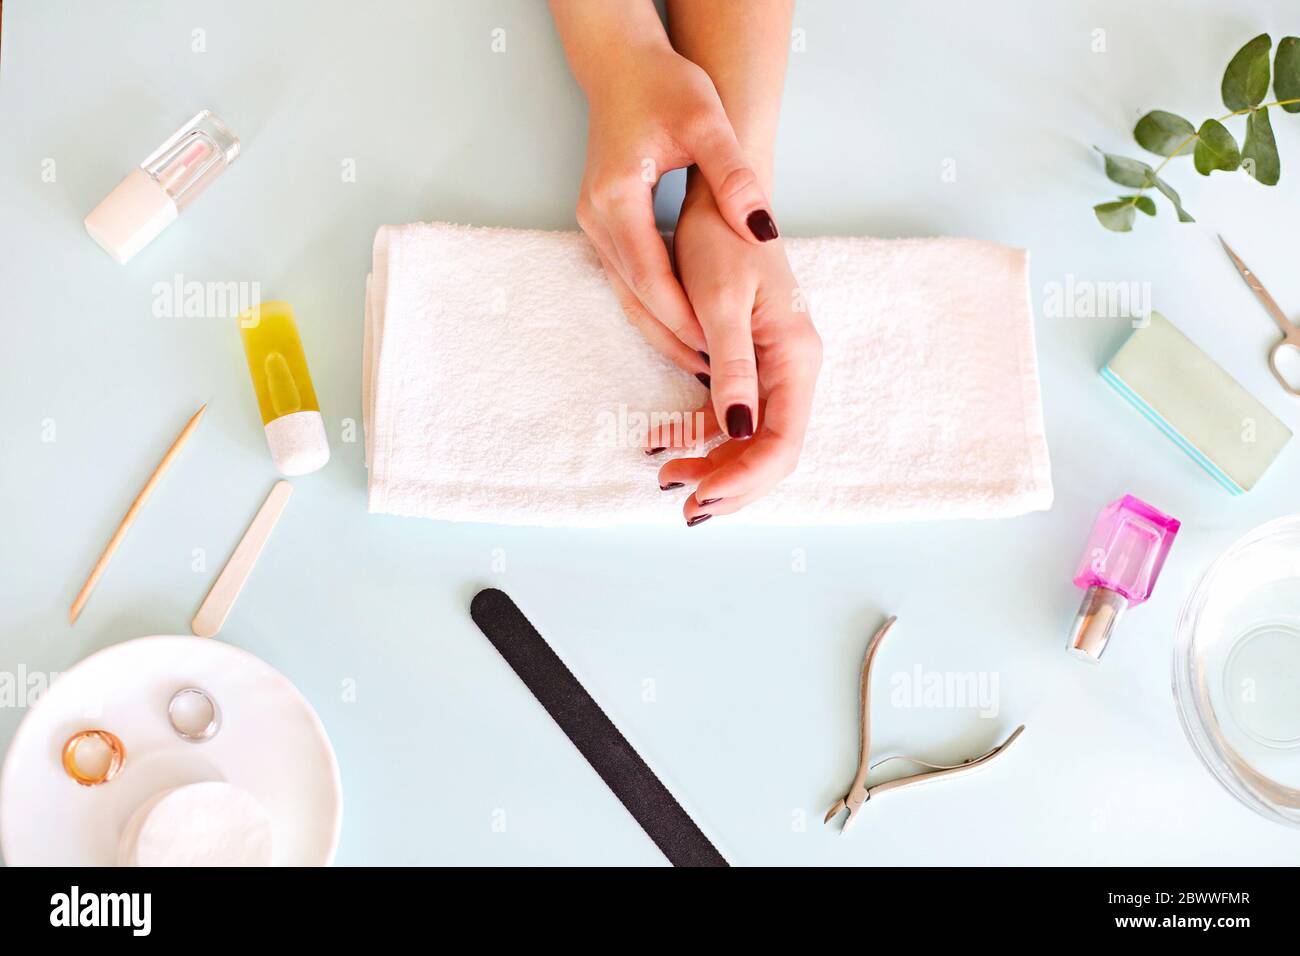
[69,403,208,624]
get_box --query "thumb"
[689,124,779,245]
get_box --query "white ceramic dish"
[0,635,341,865]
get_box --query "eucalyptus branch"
[1094,35,1300,232]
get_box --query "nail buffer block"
[469,587,727,867]
[1102,312,1292,494]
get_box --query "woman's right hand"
[573,40,780,375]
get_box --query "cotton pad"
[121,782,273,867]
[116,788,172,867]
[1102,312,1292,494]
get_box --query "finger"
[581,200,708,366]
[601,194,708,353]
[656,456,711,491]
[688,122,779,245]
[657,440,742,494]
[682,437,784,524]
[695,288,760,442]
[594,248,707,377]
[694,330,822,507]
[644,399,719,453]
[684,485,763,525]
[748,324,822,444]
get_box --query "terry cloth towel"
[363,223,1052,527]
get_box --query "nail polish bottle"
[238,301,331,476]
[1067,495,1180,662]
[85,110,240,263]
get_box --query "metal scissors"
[1219,235,1300,397]
[823,616,1025,833]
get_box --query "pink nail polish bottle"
[1068,495,1180,662]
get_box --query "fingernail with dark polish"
[697,351,710,365]
[645,447,666,456]
[695,373,711,388]
[746,209,778,242]
[699,497,722,506]
[725,404,754,439]
[660,481,684,491]
[687,514,712,527]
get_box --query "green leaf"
[1223,34,1272,111]
[1094,200,1137,232]
[1134,110,1196,156]
[1276,37,1300,113]
[1132,195,1157,216]
[1151,173,1195,222]
[1193,119,1241,174]
[1095,147,1155,187]
[1094,148,1194,222]
[1242,107,1280,185]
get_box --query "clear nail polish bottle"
[84,110,240,263]
[1068,494,1180,662]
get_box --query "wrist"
[663,0,790,196]
[577,36,675,100]
[552,0,674,98]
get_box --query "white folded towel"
[363,223,1052,527]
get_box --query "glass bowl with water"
[1174,515,1300,827]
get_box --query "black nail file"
[469,587,728,868]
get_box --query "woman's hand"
[550,0,778,374]
[655,172,822,524]
[551,0,811,521]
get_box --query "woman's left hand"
[653,172,822,525]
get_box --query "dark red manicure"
[645,447,666,456]
[660,481,684,491]
[687,514,712,527]
[695,373,711,388]
[697,351,710,365]
[699,497,722,506]
[746,210,778,242]
[725,404,754,439]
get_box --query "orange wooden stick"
[68,403,208,624]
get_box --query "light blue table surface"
[3,0,1300,865]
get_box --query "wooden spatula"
[192,480,292,638]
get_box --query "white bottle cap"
[83,169,178,264]
[84,111,239,264]
[264,410,331,476]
